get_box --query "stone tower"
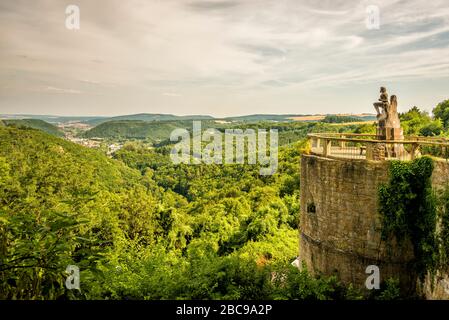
[299,87,449,299]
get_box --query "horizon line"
[0,112,377,119]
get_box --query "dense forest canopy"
[1,101,448,300]
[0,125,358,299]
[3,119,64,137]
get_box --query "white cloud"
[163,92,181,97]
[80,79,100,85]
[45,86,82,94]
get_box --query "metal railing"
[308,133,449,161]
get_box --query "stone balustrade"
[308,133,449,161]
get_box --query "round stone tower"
[299,155,416,292]
[299,88,449,298]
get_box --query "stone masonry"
[299,154,449,298]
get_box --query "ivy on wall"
[438,187,449,267]
[378,157,438,278]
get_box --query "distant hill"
[83,120,212,141]
[3,119,64,137]
[106,113,213,121]
[0,125,141,193]
[0,114,106,124]
[1,112,377,126]
[84,113,215,126]
[287,114,376,122]
[1,113,215,126]
[93,113,375,123]
[86,113,305,125]
[322,115,375,123]
[223,114,304,122]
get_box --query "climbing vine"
[438,186,449,267]
[378,156,438,278]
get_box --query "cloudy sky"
[1,0,449,117]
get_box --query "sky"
[1,0,449,117]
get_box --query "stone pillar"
[340,136,346,149]
[367,143,385,161]
[323,139,332,157]
[410,143,419,160]
[366,143,374,160]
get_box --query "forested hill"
[3,119,64,137]
[90,113,214,124]
[0,126,144,298]
[83,118,368,144]
[0,126,141,191]
[83,120,202,140]
[0,125,362,299]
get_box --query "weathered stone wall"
[299,154,449,298]
[424,159,449,299]
[431,160,449,188]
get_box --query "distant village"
[59,121,123,156]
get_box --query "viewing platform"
[308,132,449,161]
[300,87,449,300]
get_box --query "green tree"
[420,119,443,137]
[400,106,432,135]
[433,99,449,128]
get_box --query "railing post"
[366,142,385,161]
[410,143,418,160]
[340,135,346,149]
[323,139,331,157]
[307,137,313,154]
[310,137,315,148]
[366,143,374,160]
